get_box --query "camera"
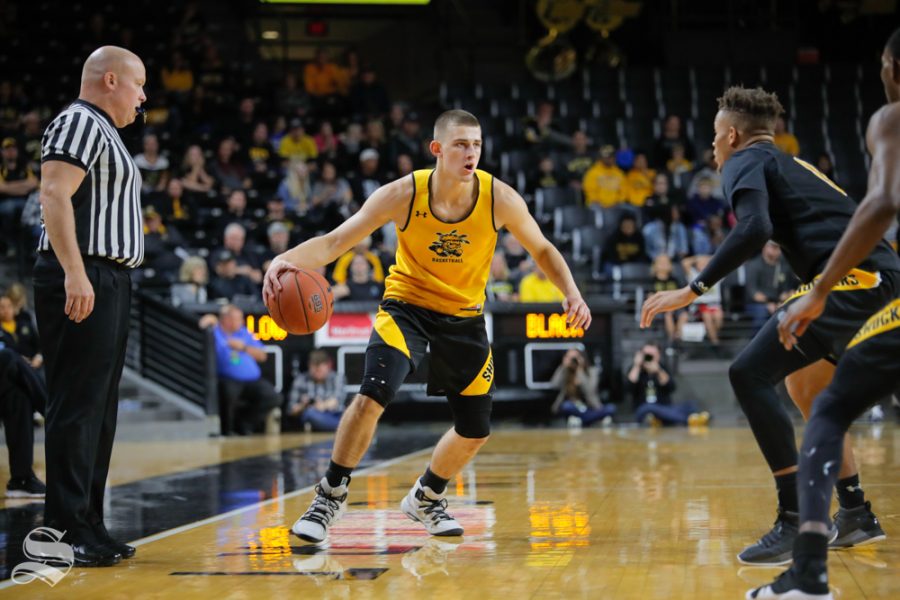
[643,353,655,363]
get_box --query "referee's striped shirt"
[39,99,144,268]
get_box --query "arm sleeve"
[690,188,774,294]
[42,110,107,172]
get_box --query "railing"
[127,291,218,414]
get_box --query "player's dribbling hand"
[262,256,300,306]
[777,291,827,351]
[562,295,592,330]
[640,287,697,329]
[64,268,95,323]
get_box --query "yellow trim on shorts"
[846,298,900,349]
[459,349,494,396]
[374,308,410,358]
[784,268,881,304]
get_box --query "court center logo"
[11,527,74,587]
[428,229,470,261]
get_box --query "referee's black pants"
[33,254,131,542]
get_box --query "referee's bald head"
[79,46,147,128]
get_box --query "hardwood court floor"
[2,425,898,599]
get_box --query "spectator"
[349,148,384,205]
[653,114,694,169]
[331,236,385,284]
[642,173,685,224]
[278,118,319,162]
[312,160,354,217]
[275,73,312,119]
[364,118,388,157]
[180,144,216,195]
[350,65,390,120]
[245,122,279,193]
[5,283,35,329]
[210,136,249,194]
[19,111,43,172]
[387,102,407,137]
[523,100,571,150]
[518,261,565,303]
[0,347,47,497]
[277,158,313,215]
[133,133,170,196]
[171,256,209,306]
[304,49,343,99]
[388,112,427,168]
[685,178,728,226]
[583,145,627,208]
[142,207,186,277]
[687,149,725,200]
[550,348,614,427]
[745,241,797,331]
[314,121,340,162]
[602,213,648,268]
[203,305,281,436]
[628,343,708,426]
[0,138,38,256]
[160,178,197,228]
[527,156,563,194]
[285,350,347,432]
[261,222,292,272]
[486,250,517,302]
[650,255,689,343]
[161,51,194,96]
[643,205,690,261]
[337,121,365,172]
[333,254,384,302]
[665,143,693,190]
[230,97,258,149]
[562,130,593,190]
[391,153,415,180]
[501,233,529,276]
[773,116,799,156]
[216,189,258,240]
[683,255,723,347]
[0,294,41,368]
[260,196,299,245]
[218,222,262,283]
[691,213,729,256]
[625,152,656,207]
[208,250,258,300]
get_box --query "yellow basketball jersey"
[383,169,498,316]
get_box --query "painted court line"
[0,445,433,591]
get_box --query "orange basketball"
[266,269,334,335]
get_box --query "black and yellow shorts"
[783,269,900,362]
[359,299,495,405]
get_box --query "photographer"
[627,343,709,426]
[550,348,615,427]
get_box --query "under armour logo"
[415,210,428,218]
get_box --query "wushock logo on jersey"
[428,230,470,263]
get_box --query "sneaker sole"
[4,490,46,499]
[290,529,326,544]
[830,532,886,549]
[736,553,794,567]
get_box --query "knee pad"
[359,345,413,407]
[447,394,492,439]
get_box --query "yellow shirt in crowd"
[625,168,656,207]
[518,272,565,303]
[582,162,627,208]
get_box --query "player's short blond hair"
[434,109,480,140]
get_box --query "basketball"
[265,268,334,335]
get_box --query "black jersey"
[722,142,899,282]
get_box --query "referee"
[33,46,146,567]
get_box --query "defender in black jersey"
[641,85,900,566]
[749,29,900,600]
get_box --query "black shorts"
[822,299,900,414]
[785,270,900,362]
[359,299,495,405]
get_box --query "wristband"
[689,280,708,296]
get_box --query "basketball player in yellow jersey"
[264,109,591,543]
